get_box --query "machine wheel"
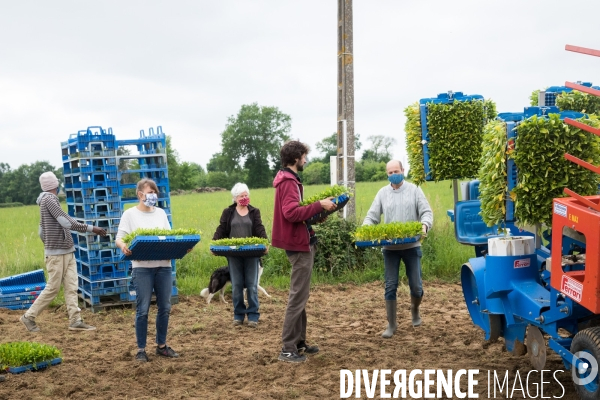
[571,327,600,400]
[526,326,546,370]
[461,263,502,342]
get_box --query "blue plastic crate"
[79,288,130,306]
[7,358,62,374]
[0,304,33,310]
[0,298,36,307]
[81,178,118,190]
[75,217,121,232]
[354,236,421,248]
[65,189,83,204]
[78,275,129,293]
[0,283,45,296]
[210,244,267,258]
[305,193,350,225]
[76,233,116,251]
[79,209,121,219]
[78,261,128,281]
[542,83,600,106]
[78,246,120,262]
[82,187,120,204]
[120,235,201,261]
[79,149,116,158]
[83,201,121,213]
[78,278,129,297]
[0,292,39,304]
[0,269,46,287]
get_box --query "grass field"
[0,180,473,299]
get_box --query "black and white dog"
[200,262,270,304]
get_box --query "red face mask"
[238,197,250,207]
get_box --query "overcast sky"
[1,1,599,173]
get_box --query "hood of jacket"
[273,169,300,188]
[36,192,55,206]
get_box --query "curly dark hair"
[280,140,310,167]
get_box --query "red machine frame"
[550,44,600,313]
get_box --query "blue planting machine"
[436,47,600,398]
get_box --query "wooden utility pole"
[337,0,355,220]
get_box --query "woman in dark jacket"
[213,182,268,327]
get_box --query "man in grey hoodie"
[20,171,106,332]
[363,160,433,337]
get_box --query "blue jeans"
[383,247,424,300]
[131,267,173,350]
[228,256,260,322]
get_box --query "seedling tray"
[0,283,45,295]
[120,235,201,261]
[6,358,62,374]
[0,269,46,287]
[354,235,421,248]
[210,244,267,258]
[305,193,350,225]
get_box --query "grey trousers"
[281,244,316,352]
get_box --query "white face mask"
[143,193,158,207]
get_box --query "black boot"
[411,296,422,327]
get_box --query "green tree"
[302,161,327,185]
[361,135,396,163]
[177,162,208,190]
[189,162,207,188]
[314,132,362,164]
[206,171,231,189]
[220,103,291,188]
[3,161,60,205]
[206,152,230,173]
[355,160,387,182]
[166,135,181,190]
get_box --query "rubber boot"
[411,296,422,327]
[382,300,397,338]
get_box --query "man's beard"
[296,160,304,172]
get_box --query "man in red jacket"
[272,140,337,363]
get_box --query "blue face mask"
[56,186,60,195]
[388,173,404,185]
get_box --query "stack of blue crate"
[61,126,177,312]
[541,82,600,106]
[0,270,47,310]
[61,127,130,310]
[115,127,178,302]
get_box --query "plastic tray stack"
[61,126,177,312]
[115,127,177,304]
[61,127,129,310]
[116,127,172,226]
[0,269,47,310]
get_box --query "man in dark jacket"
[272,141,337,363]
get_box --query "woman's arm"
[212,208,230,240]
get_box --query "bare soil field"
[0,282,579,399]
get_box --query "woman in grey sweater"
[363,160,433,338]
